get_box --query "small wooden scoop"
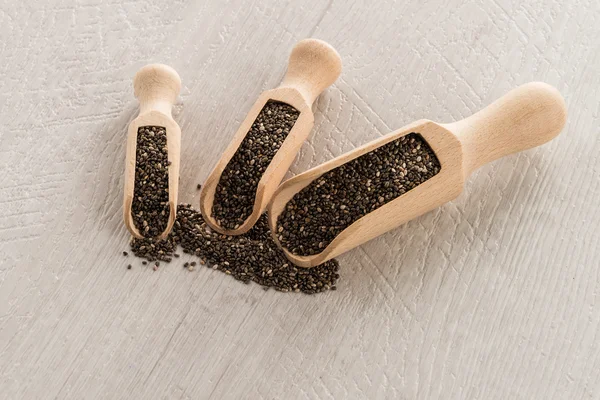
[123,64,182,240]
[200,38,342,235]
[268,82,567,267]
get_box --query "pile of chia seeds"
[276,133,441,256]
[127,204,339,294]
[212,100,300,230]
[131,126,171,238]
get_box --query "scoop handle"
[279,39,342,105]
[443,82,567,176]
[133,64,181,117]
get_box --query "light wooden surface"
[124,64,182,239]
[269,82,567,267]
[1,1,599,399]
[200,39,341,235]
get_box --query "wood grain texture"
[199,38,341,235]
[269,82,567,267]
[0,0,598,399]
[124,64,182,239]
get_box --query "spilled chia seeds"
[212,100,300,230]
[127,204,339,294]
[276,133,441,256]
[131,126,170,238]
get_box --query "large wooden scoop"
[268,82,567,267]
[200,39,342,235]
[123,64,182,239]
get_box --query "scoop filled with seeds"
[123,64,182,239]
[200,39,342,236]
[269,82,567,267]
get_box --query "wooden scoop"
[200,38,342,235]
[268,82,567,267]
[123,64,182,240]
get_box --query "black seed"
[277,133,441,256]
[212,101,300,229]
[128,204,339,294]
[131,126,170,238]
[127,264,132,269]
[123,251,128,256]
[197,184,202,190]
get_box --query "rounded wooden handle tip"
[133,64,182,114]
[281,39,342,104]
[447,82,567,175]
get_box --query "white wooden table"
[1,1,599,399]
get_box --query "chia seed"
[129,204,339,294]
[212,101,300,230]
[131,126,170,238]
[276,133,441,256]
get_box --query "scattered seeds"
[277,132,441,256]
[212,101,300,229]
[129,204,339,294]
[131,126,170,238]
